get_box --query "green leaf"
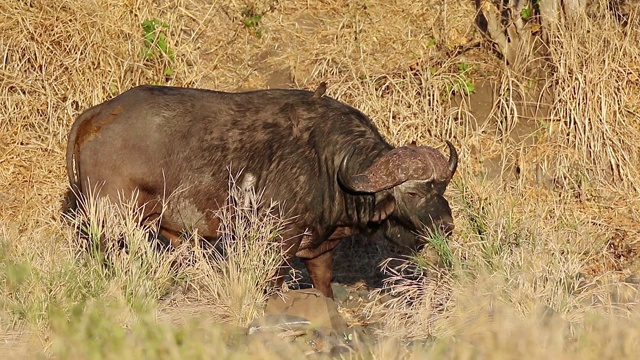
[240,7,265,39]
[141,18,175,61]
[462,80,475,95]
[141,19,154,34]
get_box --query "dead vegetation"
[1,0,640,358]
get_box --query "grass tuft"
[67,186,185,308]
[181,173,288,326]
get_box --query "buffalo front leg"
[303,250,334,298]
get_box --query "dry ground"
[1,0,640,358]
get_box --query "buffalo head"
[338,141,458,249]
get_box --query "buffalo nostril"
[440,221,455,236]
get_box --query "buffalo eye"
[407,192,419,198]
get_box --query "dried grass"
[181,174,288,327]
[365,258,453,340]
[1,0,640,358]
[67,186,185,307]
[544,2,640,191]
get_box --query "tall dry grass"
[548,12,640,190]
[66,187,186,308]
[181,174,288,327]
[1,0,640,358]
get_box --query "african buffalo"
[66,84,458,298]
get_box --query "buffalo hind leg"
[303,250,334,298]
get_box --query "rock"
[343,325,374,354]
[246,314,316,356]
[537,304,559,326]
[345,325,372,341]
[405,338,434,351]
[247,314,312,335]
[342,296,361,310]
[572,273,598,296]
[220,323,250,349]
[247,317,351,355]
[376,293,395,305]
[245,331,305,358]
[295,327,343,353]
[623,274,640,285]
[330,345,352,357]
[609,283,638,304]
[265,289,348,333]
[331,283,349,303]
[245,289,358,356]
[356,289,371,300]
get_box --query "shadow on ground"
[288,234,409,292]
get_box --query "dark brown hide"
[66,85,458,299]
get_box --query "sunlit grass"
[0,0,639,358]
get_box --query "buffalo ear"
[370,194,396,223]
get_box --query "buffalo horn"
[339,143,455,193]
[446,140,458,178]
[338,147,373,194]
